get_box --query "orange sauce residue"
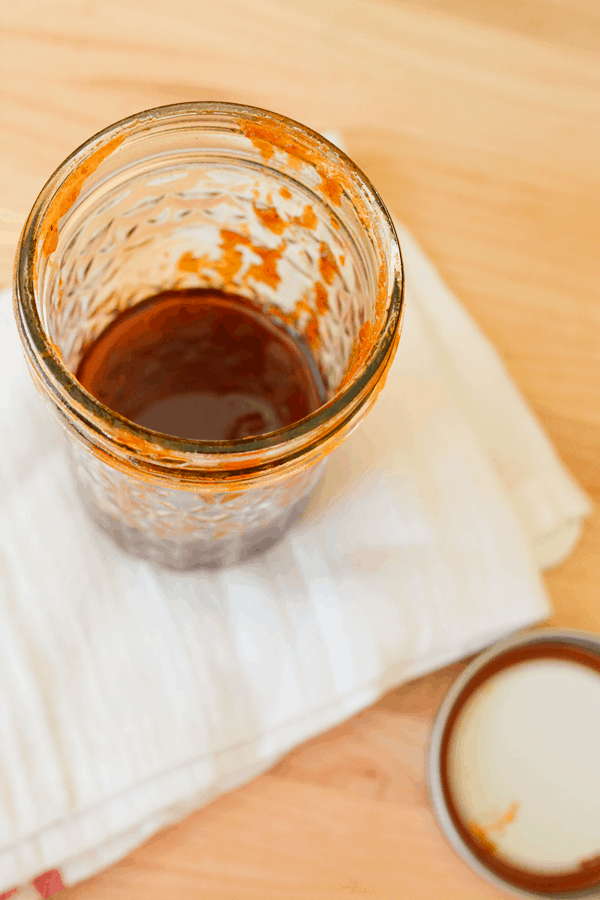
[294,204,317,230]
[469,823,497,855]
[376,263,388,325]
[178,251,208,274]
[319,241,340,285]
[279,186,292,200]
[179,237,325,352]
[469,802,520,856]
[239,117,395,385]
[314,282,328,314]
[288,296,320,350]
[340,320,373,389]
[253,203,287,235]
[320,174,342,206]
[263,302,296,330]
[219,230,251,281]
[240,119,343,206]
[247,243,286,289]
[241,124,275,161]
[41,134,125,258]
[253,200,318,235]
[178,229,286,290]
[305,317,320,346]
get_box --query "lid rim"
[428,627,600,900]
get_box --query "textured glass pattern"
[68,437,326,569]
[18,105,402,569]
[41,155,368,564]
[50,163,371,398]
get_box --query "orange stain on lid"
[468,802,520,857]
[469,823,497,855]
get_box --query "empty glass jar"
[14,102,403,569]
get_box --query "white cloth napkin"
[0,217,591,894]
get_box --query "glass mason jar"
[14,103,404,569]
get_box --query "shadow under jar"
[14,103,404,570]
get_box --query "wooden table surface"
[1,1,599,897]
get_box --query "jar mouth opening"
[15,101,404,460]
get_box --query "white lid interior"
[446,654,600,876]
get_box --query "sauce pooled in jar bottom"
[76,288,326,441]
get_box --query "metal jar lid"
[428,628,600,899]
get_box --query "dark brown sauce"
[76,288,325,441]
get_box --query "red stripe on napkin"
[33,870,65,897]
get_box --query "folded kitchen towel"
[0,209,591,896]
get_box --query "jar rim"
[14,101,404,469]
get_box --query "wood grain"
[1,0,599,896]
[397,0,600,54]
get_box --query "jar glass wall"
[14,103,403,569]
